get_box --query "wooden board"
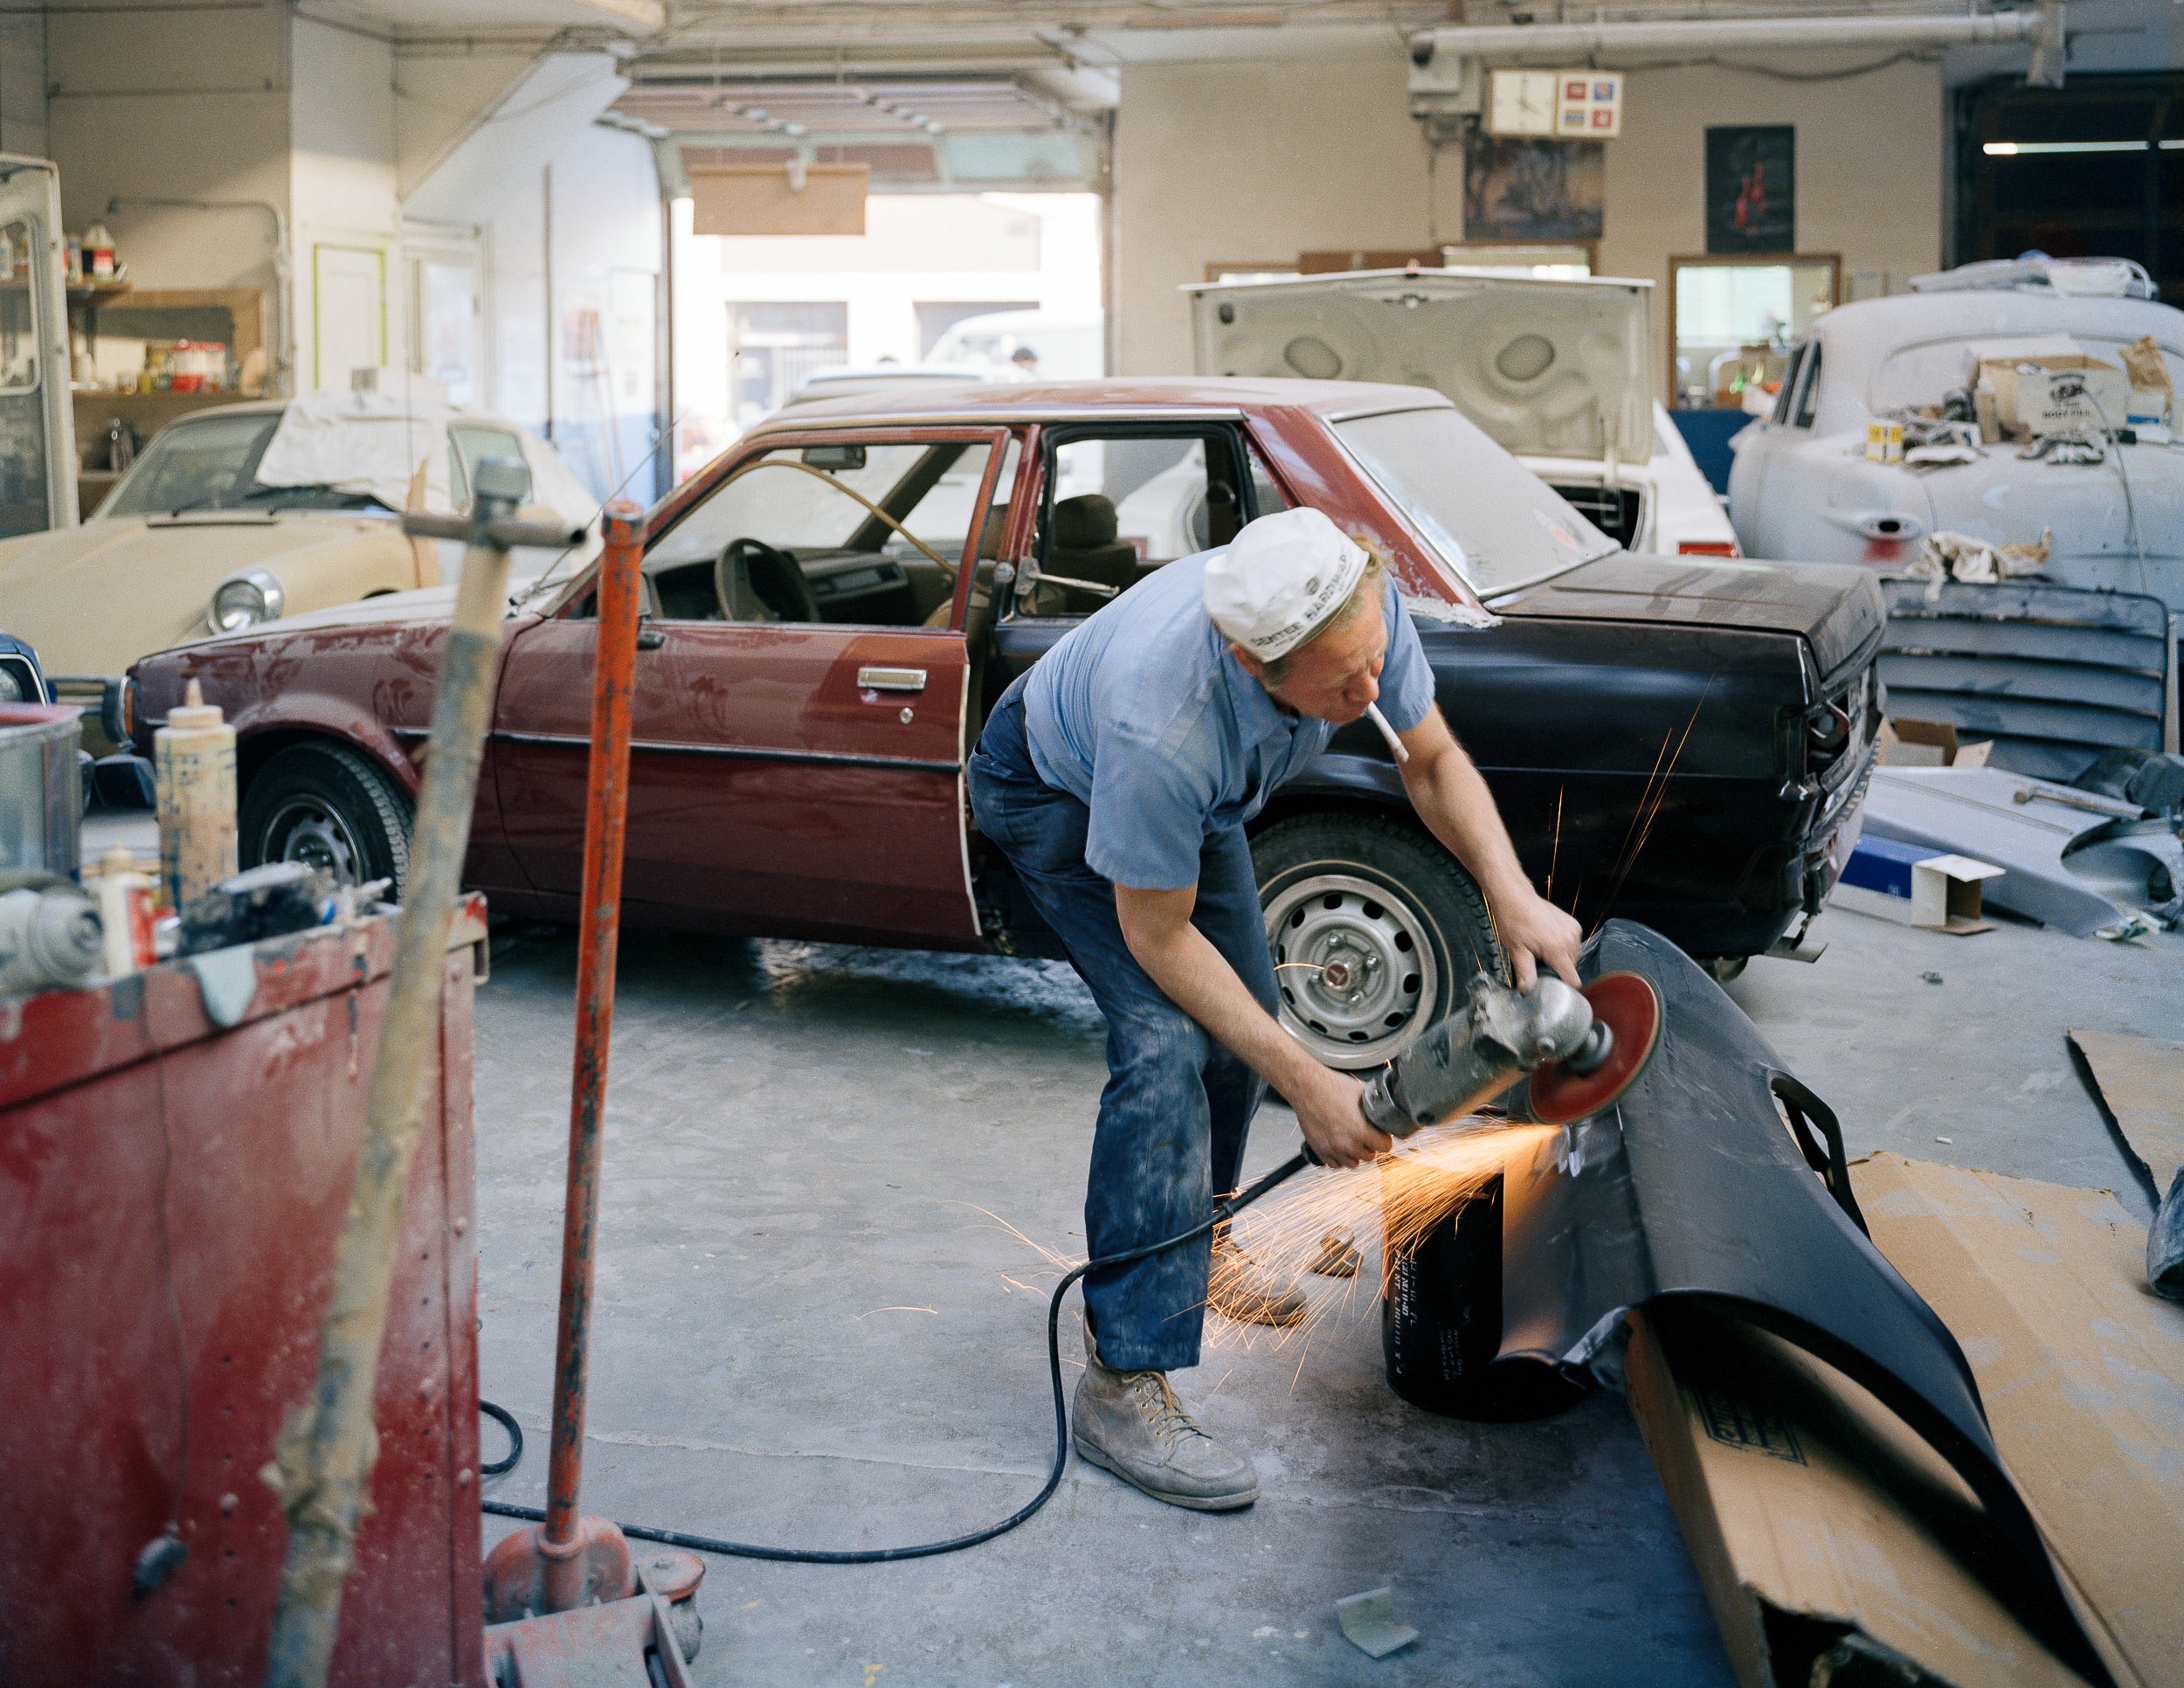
[1856,1152,2184,1688]
[2069,1027,2184,1185]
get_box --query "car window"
[1331,405,1616,596]
[1791,343,1822,428]
[103,410,284,516]
[1869,330,2184,417]
[1017,429,1246,618]
[448,422,531,508]
[636,438,999,627]
[1247,446,1291,516]
[1769,343,1807,426]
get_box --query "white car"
[781,363,1008,408]
[1187,268,1739,560]
[1726,258,2184,615]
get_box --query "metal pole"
[541,505,644,1602]
[263,462,582,1687]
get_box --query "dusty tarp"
[253,390,453,511]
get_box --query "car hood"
[0,509,402,677]
[1496,551,1885,680]
[1189,269,1654,466]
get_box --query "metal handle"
[636,624,665,650]
[858,666,927,693]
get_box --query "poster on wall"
[1706,126,1795,253]
[1462,127,1605,242]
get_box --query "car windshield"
[1330,405,1616,596]
[1868,329,2184,415]
[102,409,397,517]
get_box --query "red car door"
[493,428,1011,949]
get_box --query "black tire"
[1252,810,1507,1073]
[240,743,413,898]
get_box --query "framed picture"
[1706,126,1794,253]
[1462,127,1605,243]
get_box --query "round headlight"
[209,570,285,633]
[0,664,24,704]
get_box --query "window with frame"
[1018,428,1258,619]
[634,437,1004,627]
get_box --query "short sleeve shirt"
[1020,551,1435,889]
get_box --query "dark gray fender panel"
[1500,919,2110,1687]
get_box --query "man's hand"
[1491,884,1584,991]
[1285,1064,1392,1169]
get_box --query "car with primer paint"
[1726,257,2184,614]
[1,391,600,749]
[1189,268,1741,556]
[128,377,1881,1069]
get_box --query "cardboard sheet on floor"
[1626,1309,2084,1688]
[1855,1153,2184,1687]
[2066,1028,2184,1186]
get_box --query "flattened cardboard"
[2066,1028,2184,1186]
[1625,1308,2084,1688]
[1855,1153,2184,1688]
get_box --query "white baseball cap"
[1204,507,1370,661]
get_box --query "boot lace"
[1125,1371,1205,1452]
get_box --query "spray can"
[93,845,157,975]
[156,678,238,916]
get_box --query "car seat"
[1047,494,1141,595]
[921,506,1010,629]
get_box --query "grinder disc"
[1526,972,1662,1125]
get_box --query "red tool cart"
[0,896,490,1686]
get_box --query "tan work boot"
[1073,1325,1260,1512]
[1207,1222,1309,1327]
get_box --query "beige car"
[2,396,600,748]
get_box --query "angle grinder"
[1362,970,1662,1141]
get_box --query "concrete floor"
[464,896,2180,1687]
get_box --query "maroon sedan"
[130,378,1880,1068]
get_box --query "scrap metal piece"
[1334,1587,1418,1659]
[1877,580,2169,783]
[1860,765,2147,935]
[1495,920,2114,1688]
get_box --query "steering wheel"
[715,536,820,624]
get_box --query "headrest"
[1053,493,1118,549]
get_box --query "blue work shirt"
[1021,552,1436,889]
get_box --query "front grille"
[1549,483,1642,548]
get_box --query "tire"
[240,743,413,898]
[1252,810,1507,1073]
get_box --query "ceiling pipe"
[1410,3,2064,86]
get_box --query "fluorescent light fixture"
[1984,140,2184,156]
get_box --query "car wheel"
[1253,811,1507,1072]
[241,743,412,897]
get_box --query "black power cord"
[480,1149,1314,1565]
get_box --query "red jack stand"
[478,508,706,1680]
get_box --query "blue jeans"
[967,681,1277,1372]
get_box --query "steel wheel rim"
[258,793,366,886]
[1263,870,1439,1069]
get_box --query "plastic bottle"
[93,845,156,974]
[156,678,238,916]
[83,222,115,282]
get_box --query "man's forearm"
[1402,728,1531,903]
[1123,915,1322,1097]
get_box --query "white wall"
[293,17,404,392]
[0,14,47,159]
[1109,49,1946,398]
[1598,57,1945,402]
[1111,53,1459,378]
[46,5,291,300]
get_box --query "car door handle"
[858,666,926,693]
[636,625,666,650]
